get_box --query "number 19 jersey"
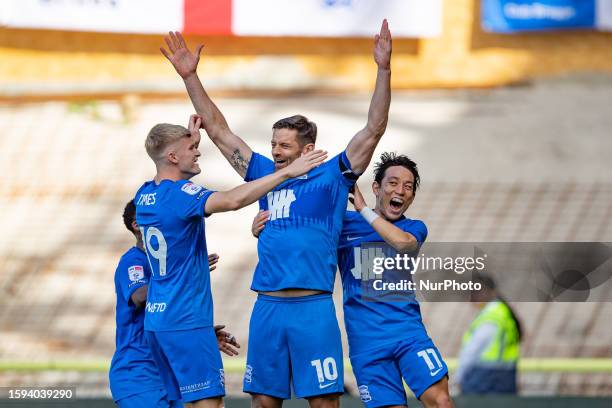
[134,179,216,332]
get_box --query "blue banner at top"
[482,0,598,32]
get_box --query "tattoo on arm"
[231,149,250,175]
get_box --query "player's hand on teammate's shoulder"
[374,19,392,70]
[281,149,328,179]
[208,253,219,272]
[160,31,204,79]
[348,184,367,212]
[251,210,270,238]
[214,325,241,356]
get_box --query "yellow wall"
[1,0,611,95]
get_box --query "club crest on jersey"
[181,182,203,195]
[128,265,145,282]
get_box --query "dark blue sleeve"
[245,152,275,182]
[334,151,360,188]
[170,181,216,219]
[116,255,149,304]
[403,220,428,244]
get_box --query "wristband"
[360,207,380,225]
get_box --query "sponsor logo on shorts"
[358,385,372,403]
[430,367,443,376]
[180,381,210,394]
[319,382,337,390]
[181,182,203,195]
[244,365,253,383]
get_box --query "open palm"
[160,31,204,79]
[373,19,392,70]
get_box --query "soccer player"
[250,153,453,408]
[160,20,392,408]
[110,200,240,408]
[339,153,452,408]
[134,115,325,408]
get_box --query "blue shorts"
[116,388,183,408]
[146,327,225,403]
[244,293,344,399]
[351,335,448,407]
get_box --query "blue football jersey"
[134,179,216,331]
[109,246,164,402]
[246,151,357,292]
[338,211,429,356]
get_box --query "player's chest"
[260,178,341,222]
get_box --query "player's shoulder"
[118,246,147,267]
[319,151,345,171]
[115,247,148,282]
[134,180,154,198]
[245,151,275,181]
[399,217,427,230]
[397,217,428,240]
[341,210,370,234]
[343,210,364,225]
[173,180,206,195]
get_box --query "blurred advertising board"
[0,0,441,37]
[482,0,612,32]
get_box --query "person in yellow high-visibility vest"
[456,274,522,394]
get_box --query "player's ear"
[372,181,381,197]
[166,150,179,164]
[302,143,315,154]
[131,220,139,233]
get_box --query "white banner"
[597,0,612,30]
[232,0,442,37]
[0,0,441,37]
[0,0,182,34]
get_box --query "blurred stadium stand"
[0,74,610,397]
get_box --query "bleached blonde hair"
[145,123,190,161]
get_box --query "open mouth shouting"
[389,197,404,211]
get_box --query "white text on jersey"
[267,189,296,221]
[137,193,157,206]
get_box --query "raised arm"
[205,150,327,214]
[345,19,392,174]
[161,31,253,178]
[350,184,418,253]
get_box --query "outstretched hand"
[160,31,204,79]
[283,150,328,179]
[373,19,392,70]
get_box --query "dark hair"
[272,115,317,146]
[123,200,136,234]
[373,152,420,194]
[473,273,523,341]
